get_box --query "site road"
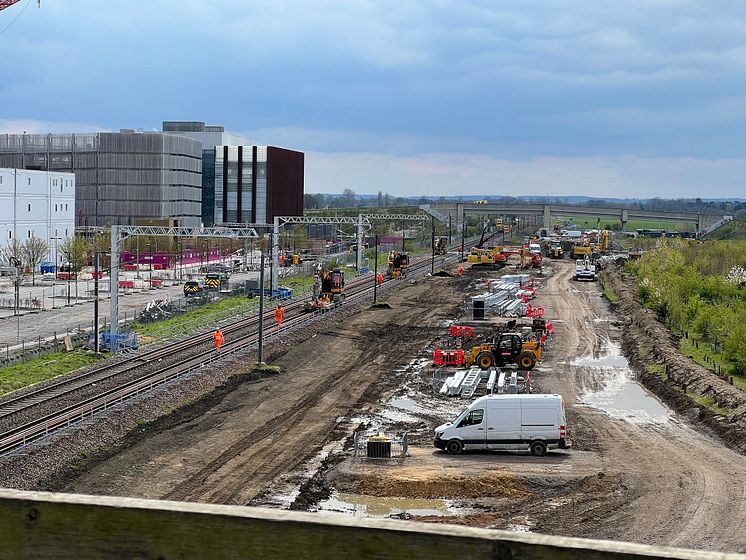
[43,260,746,553]
[536,260,746,552]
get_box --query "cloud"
[306,150,746,199]
[0,118,104,134]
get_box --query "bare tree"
[22,235,49,286]
[0,239,29,283]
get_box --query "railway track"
[0,245,471,456]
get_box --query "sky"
[2,0,746,199]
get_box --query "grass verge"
[132,295,259,340]
[598,273,619,304]
[0,350,101,397]
[688,393,730,417]
[680,337,746,392]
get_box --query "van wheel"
[530,441,547,457]
[446,440,463,455]
[476,352,494,370]
[518,351,536,370]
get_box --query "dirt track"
[62,261,746,553]
[538,261,746,551]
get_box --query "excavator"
[434,237,448,255]
[388,250,409,278]
[304,265,345,311]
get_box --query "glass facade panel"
[202,149,215,225]
[226,146,239,222]
[241,148,253,221]
[214,146,224,223]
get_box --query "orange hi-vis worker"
[376,273,384,286]
[275,304,285,329]
[213,328,224,351]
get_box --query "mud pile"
[330,466,527,499]
[603,262,746,453]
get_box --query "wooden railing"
[0,489,741,559]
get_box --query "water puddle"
[317,492,451,518]
[575,344,670,425]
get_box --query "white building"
[0,167,75,265]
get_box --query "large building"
[162,121,303,225]
[0,132,203,228]
[0,167,75,263]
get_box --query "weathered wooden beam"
[0,489,740,560]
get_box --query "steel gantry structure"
[109,225,260,350]
[271,214,428,290]
[0,0,22,10]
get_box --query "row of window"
[0,175,71,190]
[7,228,70,240]
[21,203,70,212]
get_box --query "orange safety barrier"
[433,349,465,366]
[449,325,474,338]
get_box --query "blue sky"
[2,0,746,198]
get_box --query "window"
[65,204,68,211]
[28,178,31,186]
[27,203,31,212]
[55,204,58,212]
[27,230,31,239]
[60,184,63,193]
[459,409,484,427]
[8,231,11,239]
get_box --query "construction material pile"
[468,274,544,318]
[434,366,531,398]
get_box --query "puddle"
[317,492,451,518]
[388,396,431,414]
[375,408,420,423]
[575,344,670,425]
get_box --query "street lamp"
[10,256,21,343]
[61,250,71,305]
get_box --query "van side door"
[486,398,522,449]
[456,408,486,450]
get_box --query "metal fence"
[352,431,409,460]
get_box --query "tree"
[342,188,356,206]
[377,191,384,207]
[22,235,49,286]
[0,239,28,283]
[60,235,90,275]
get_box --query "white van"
[434,394,569,457]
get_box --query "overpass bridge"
[420,203,709,233]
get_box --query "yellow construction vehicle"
[465,332,542,370]
[467,246,509,267]
[572,242,592,258]
[598,230,610,252]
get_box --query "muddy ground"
[62,260,746,554]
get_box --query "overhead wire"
[0,0,33,36]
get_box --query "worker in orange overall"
[275,304,285,329]
[376,273,384,286]
[213,328,224,352]
[457,265,464,277]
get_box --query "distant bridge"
[420,203,710,232]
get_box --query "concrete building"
[162,121,303,225]
[0,167,75,263]
[0,132,203,228]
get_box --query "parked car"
[434,394,569,457]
